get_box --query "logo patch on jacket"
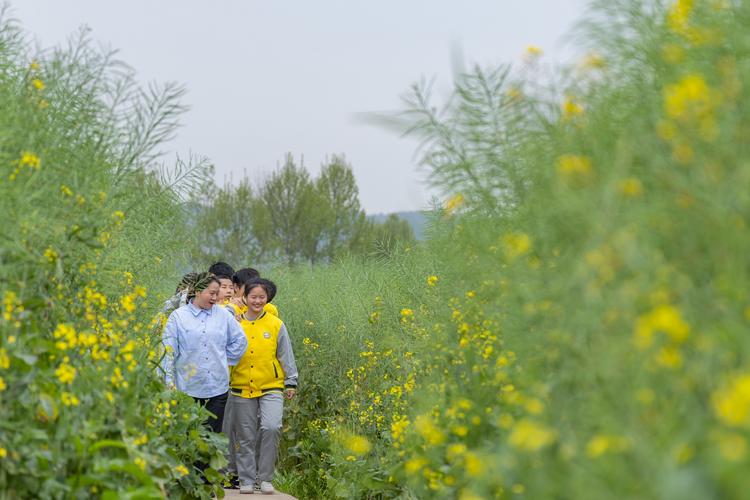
[263,332,271,339]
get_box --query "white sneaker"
[239,483,255,494]
[259,481,275,494]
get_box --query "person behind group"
[161,271,248,445]
[224,278,297,495]
[208,261,235,304]
[226,267,279,319]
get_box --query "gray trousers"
[223,392,283,485]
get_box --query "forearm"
[277,325,298,387]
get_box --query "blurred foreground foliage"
[275,1,750,498]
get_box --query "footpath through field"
[222,488,297,499]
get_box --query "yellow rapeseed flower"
[464,452,485,477]
[0,348,9,369]
[451,425,468,437]
[414,414,445,445]
[121,294,136,313]
[43,247,58,263]
[562,96,584,121]
[31,78,45,90]
[664,74,718,123]
[712,374,750,427]
[557,154,592,179]
[508,419,556,451]
[0,447,6,458]
[581,52,605,70]
[666,0,693,33]
[446,443,467,461]
[427,275,438,287]
[345,434,371,456]
[665,0,713,43]
[503,232,532,259]
[55,361,76,385]
[174,464,189,477]
[524,45,543,59]
[586,434,630,457]
[0,377,6,392]
[53,324,78,348]
[400,308,414,324]
[619,177,644,197]
[634,304,690,349]
[506,87,523,101]
[368,311,380,324]
[444,194,464,214]
[61,392,80,406]
[19,152,41,169]
[458,490,484,500]
[498,413,514,429]
[391,415,409,444]
[404,456,427,473]
[656,345,683,368]
[524,398,544,415]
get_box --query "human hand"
[285,388,296,400]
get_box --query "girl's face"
[245,286,268,315]
[217,278,234,302]
[194,282,220,309]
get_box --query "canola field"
[2,1,750,499]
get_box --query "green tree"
[316,155,366,260]
[190,177,261,266]
[254,154,325,264]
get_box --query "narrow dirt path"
[222,488,297,499]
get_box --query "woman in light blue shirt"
[162,272,248,433]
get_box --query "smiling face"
[193,281,220,309]
[245,285,268,316]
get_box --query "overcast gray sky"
[16,0,588,214]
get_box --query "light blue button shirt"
[162,302,248,398]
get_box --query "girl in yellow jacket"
[223,278,298,495]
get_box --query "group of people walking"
[161,262,298,494]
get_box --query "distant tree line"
[188,154,415,265]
